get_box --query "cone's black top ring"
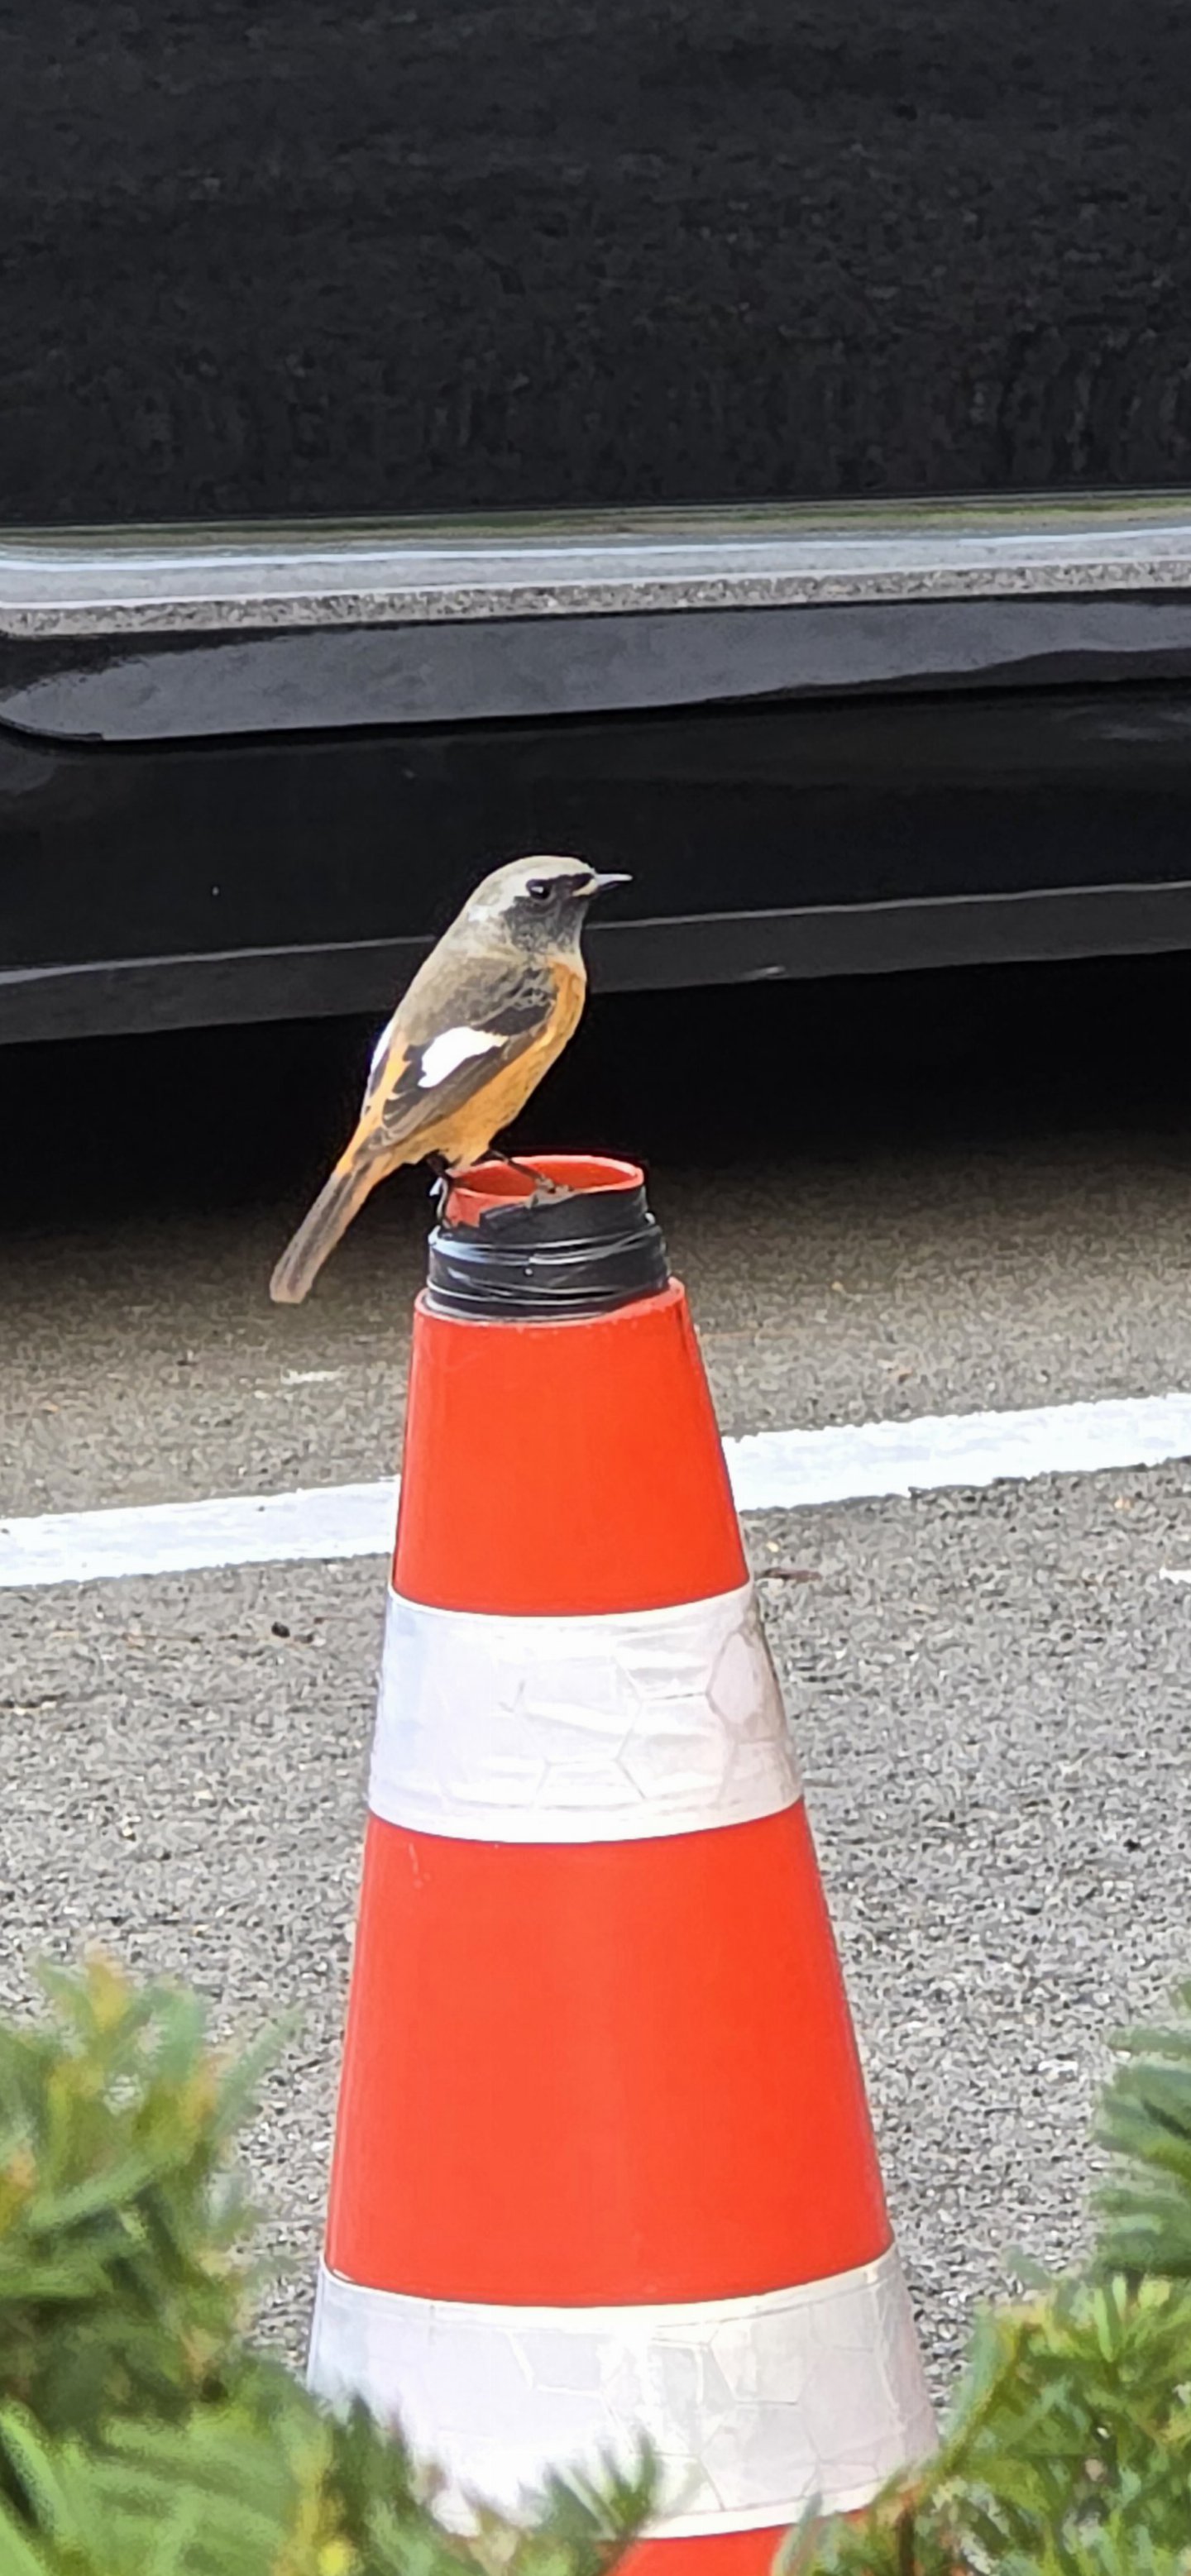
[425,1154,670,1322]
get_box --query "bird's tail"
[270,1144,386,1304]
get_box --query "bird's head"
[461,854,630,955]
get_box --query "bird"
[269,853,629,1303]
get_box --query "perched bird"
[269,853,629,1303]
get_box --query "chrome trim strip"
[11,594,1191,742]
[7,498,1191,638]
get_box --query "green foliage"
[0,1957,274,2440]
[787,1981,1191,2576]
[0,1958,655,2576]
[0,2396,657,2576]
[1095,1979,1191,2282]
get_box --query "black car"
[5,0,1191,1042]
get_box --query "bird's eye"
[526,878,552,901]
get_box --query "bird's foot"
[426,1154,451,1216]
[443,1152,574,1213]
[499,1154,570,1197]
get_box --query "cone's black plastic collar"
[425,1177,670,1321]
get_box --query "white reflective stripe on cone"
[307,2246,935,2531]
[368,1581,801,1844]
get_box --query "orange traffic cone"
[308,1156,934,2564]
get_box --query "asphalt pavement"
[2,952,1191,2402]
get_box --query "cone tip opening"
[445,1154,644,1229]
[426,1152,668,1321]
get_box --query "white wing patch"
[366,1010,398,1092]
[418,1025,503,1088]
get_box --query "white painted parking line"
[0,1480,398,1590]
[725,1392,1191,1509]
[3,1389,1191,1589]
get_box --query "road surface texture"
[2,952,1191,2403]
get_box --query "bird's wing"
[361,953,557,1149]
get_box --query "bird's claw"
[502,1157,568,1197]
[433,1154,573,1216]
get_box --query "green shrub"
[0,1958,655,2576]
[0,1957,270,2441]
[789,1980,1191,2575]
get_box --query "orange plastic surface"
[394,1281,748,1614]
[325,1803,891,2305]
[624,2533,787,2576]
[445,1153,644,1224]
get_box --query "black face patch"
[509,874,591,936]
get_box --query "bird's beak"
[586,871,631,895]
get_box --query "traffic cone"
[308,1154,935,2565]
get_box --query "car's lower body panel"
[5,681,1191,1042]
